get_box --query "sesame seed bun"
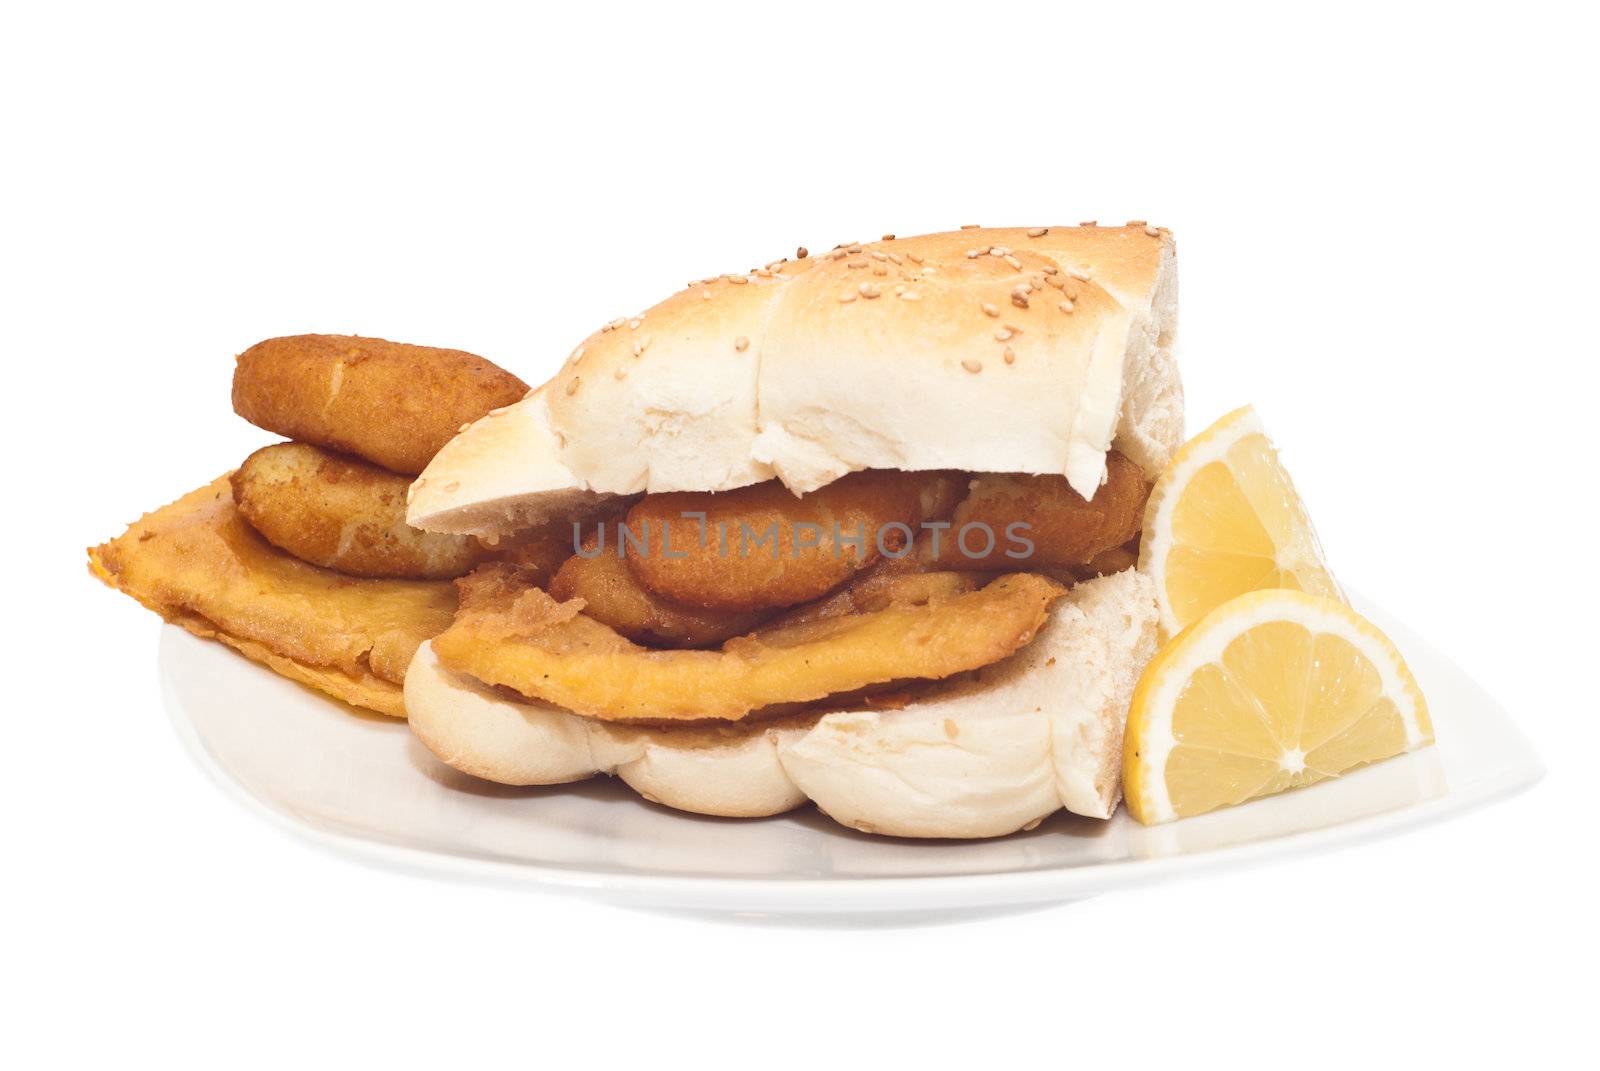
[407,225,1179,536]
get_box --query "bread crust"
[409,225,1179,535]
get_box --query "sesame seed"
[907,253,924,264]
[727,275,749,285]
[796,246,809,259]
[859,282,881,298]
[981,302,999,317]
[565,377,580,396]
[1042,265,1058,275]
[627,319,641,330]
[701,289,713,299]
[734,335,749,351]
[1013,282,1033,294]
[632,338,648,356]
[1045,274,1066,289]
[990,246,1010,256]
[1058,300,1074,313]
[882,233,896,241]
[1027,227,1048,237]
[572,346,586,359]
[961,359,983,373]
[995,328,1013,341]
[885,252,902,264]
[1079,220,1098,227]
[1011,292,1029,309]
[1127,219,1147,227]
[839,291,857,303]
[1003,346,1016,363]
[847,244,863,253]
[899,289,921,301]
[847,260,867,269]
[1069,267,1090,281]
[1144,224,1161,237]
[1003,254,1023,270]
[873,267,888,276]
[869,251,888,260]
[960,223,981,229]
[965,249,981,259]
[830,250,848,260]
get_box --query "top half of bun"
[408,225,1180,537]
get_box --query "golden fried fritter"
[232,443,487,579]
[762,552,981,628]
[232,334,528,475]
[432,563,1063,722]
[929,452,1148,570]
[623,469,965,613]
[549,544,770,648]
[88,478,458,716]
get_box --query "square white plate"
[159,595,1543,924]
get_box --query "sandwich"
[401,223,1181,838]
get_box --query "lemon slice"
[1123,589,1432,824]
[1140,405,1342,637]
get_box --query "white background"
[6,2,1595,1067]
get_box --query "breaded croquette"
[232,443,488,579]
[232,335,528,475]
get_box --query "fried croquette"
[622,469,965,613]
[232,334,529,475]
[549,543,771,647]
[431,563,1064,722]
[88,477,458,716]
[232,443,487,579]
[929,452,1148,570]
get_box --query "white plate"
[159,596,1543,924]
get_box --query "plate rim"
[157,617,1545,913]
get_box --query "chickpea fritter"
[231,443,487,579]
[232,334,529,475]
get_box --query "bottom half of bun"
[405,569,1158,838]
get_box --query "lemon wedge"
[1123,589,1432,824]
[1140,405,1342,637]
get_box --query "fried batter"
[929,452,1148,570]
[232,443,487,579]
[478,525,578,589]
[89,477,458,716]
[432,564,1064,722]
[549,544,770,648]
[623,469,965,613]
[232,334,529,475]
[763,552,981,628]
